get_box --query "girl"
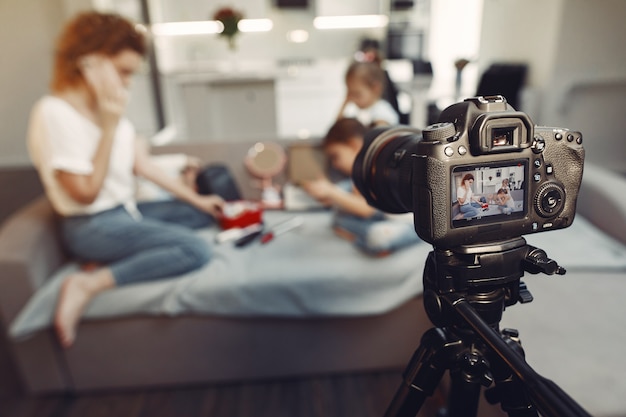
[337,61,399,127]
[27,12,224,347]
[496,188,516,214]
[302,118,421,255]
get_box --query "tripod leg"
[486,374,537,417]
[384,328,464,417]
[485,330,538,417]
[445,374,481,417]
[444,352,488,417]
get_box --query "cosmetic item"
[216,222,263,244]
[260,217,304,244]
[234,228,264,247]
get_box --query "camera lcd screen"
[452,160,527,227]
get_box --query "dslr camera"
[353,95,584,248]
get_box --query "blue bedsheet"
[10,210,626,339]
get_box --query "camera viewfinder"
[492,127,515,148]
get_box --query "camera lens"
[352,126,422,213]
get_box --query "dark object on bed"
[196,163,242,201]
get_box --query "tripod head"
[423,238,564,329]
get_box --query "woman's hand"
[191,194,225,219]
[55,55,126,205]
[79,54,128,131]
[134,139,225,218]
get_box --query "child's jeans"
[332,211,422,256]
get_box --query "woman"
[27,12,224,348]
[456,173,486,219]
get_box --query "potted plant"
[213,6,243,50]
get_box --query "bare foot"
[54,270,114,348]
[80,262,102,272]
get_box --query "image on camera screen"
[452,160,527,227]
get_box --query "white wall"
[0,0,67,166]
[61,0,93,15]
[428,0,484,102]
[478,0,564,90]
[476,0,626,173]
[540,0,626,172]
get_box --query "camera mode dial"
[534,182,566,218]
[423,122,457,142]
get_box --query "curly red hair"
[51,11,147,92]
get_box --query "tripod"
[384,237,593,417]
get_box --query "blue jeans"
[333,211,422,255]
[60,200,215,286]
[459,197,487,219]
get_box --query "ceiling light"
[238,19,273,32]
[151,21,224,36]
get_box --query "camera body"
[353,95,585,248]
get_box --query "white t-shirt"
[27,96,137,216]
[343,99,399,126]
[457,185,474,206]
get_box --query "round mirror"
[245,142,286,178]
[245,142,286,208]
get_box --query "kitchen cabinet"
[177,60,346,142]
[180,77,277,142]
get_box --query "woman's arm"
[133,139,223,217]
[56,128,116,205]
[457,187,467,204]
[56,56,127,204]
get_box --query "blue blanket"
[10,211,626,339]
[10,211,429,339]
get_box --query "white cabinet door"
[275,62,345,139]
[181,79,277,142]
